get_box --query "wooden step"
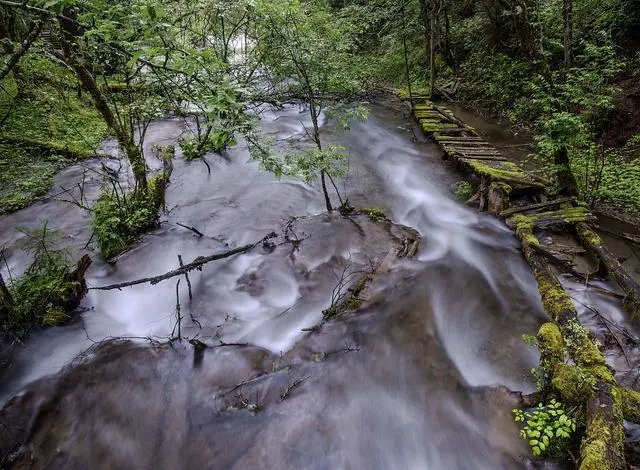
[434,136,485,143]
[454,154,508,162]
[499,197,576,217]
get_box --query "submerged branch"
[91,233,276,290]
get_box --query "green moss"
[0,59,108,213]
[510,214,540,246]
[579,417,612,470]
[563,319,607,368]
[579,387,625,470]
[537,322,564,358]
[490,182,512,193]
[534,274,576,321]
[580,228,602,246]
[619,388,640,423]
[551,363,596,402]
[467,160,539,187]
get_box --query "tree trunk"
[60,38,148,190]
[401,0,414,107]
[429,14,436,99]
[320,170,333,213]
[563,0,573,69]
[555,145,578,196]
[0,20,43,83]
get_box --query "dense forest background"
[2,0,640,215]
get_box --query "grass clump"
[0,223,82,336]
[360,207,387,223]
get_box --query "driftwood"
[91,233,276,291]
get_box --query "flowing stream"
[1,101,636,469]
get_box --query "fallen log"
[91,233,276,290]
[576,222,640,321]
[510,216,627,470]
[0,135,109,160]
[499,197,575,217]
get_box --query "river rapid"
[1,100,637,469]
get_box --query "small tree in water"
[250,0,367,212]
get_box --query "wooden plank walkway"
[413,101,547,214]
[411,99,640,324]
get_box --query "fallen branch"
[176,222,204,237]
[280,376,311,401]
[91,233,276,290]
[178,255,192,302]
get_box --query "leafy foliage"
[91,186,158,260]
[453,181,474,201]
[0,223,78,335]
[513,399,577,457]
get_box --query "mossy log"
[454,154,508,162]
[576,222,640,322]
[511,221,627,470]
[0,135,107,160]
[499,197,576,217]
[524,208,596,231]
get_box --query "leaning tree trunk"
[510,219,629,470]
[60,37,148,190]
[0,20,43,83]
[308,95,333,213]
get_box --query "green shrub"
[513,399,577,458]
[91,187,158,260]
[0,224,79,335]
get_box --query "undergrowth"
[0,56,107,213]
[91,186,159,260]
[0,223,79,336]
